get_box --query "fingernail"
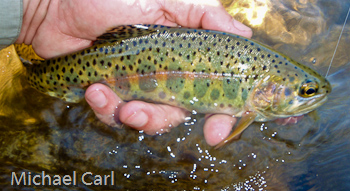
[233,19,251,32]
[126,110,148,128]
[86,89,107,108]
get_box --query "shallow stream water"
[0,0,349,190]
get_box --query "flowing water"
[0,0,350,190]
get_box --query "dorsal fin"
[94,24,165,45]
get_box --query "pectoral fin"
[215,111,257,149]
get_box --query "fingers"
[85,83,189,134]
[118,101,189,135]
[200,6,253,38]
[160,0,252,38]
[203,114,237,146]
[85,83,123,127]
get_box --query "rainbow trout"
[19,24,331,148]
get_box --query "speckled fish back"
[25,24,319,116]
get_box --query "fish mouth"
[275,94,328,119]
[255,94,329,122]
[294,95,328,116]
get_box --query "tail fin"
[0,45,26,116]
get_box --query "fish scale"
[31,27,261,107]
[18,24,331,147]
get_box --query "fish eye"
[299,80,319,98]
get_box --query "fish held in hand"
[18,25,331,148]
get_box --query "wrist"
[16,0,50,45]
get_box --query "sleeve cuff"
[0,0,23,49]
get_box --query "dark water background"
[1,0,350,190]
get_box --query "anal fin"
[51,86,86,103]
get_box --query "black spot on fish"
[93,59,97,66]
[183,91,190,99]
[108,62,112,67]
[66,77,70,82]
[100,60,104,66]
[70,68,74,74]
[78,59,81,64]
[62,67,66,73]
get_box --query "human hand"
[17,0,252,146]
